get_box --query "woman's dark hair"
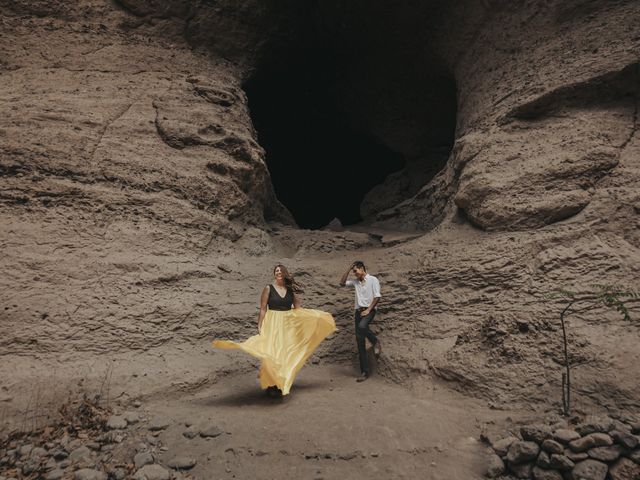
[353,261,366,271]
[274,264,304,294]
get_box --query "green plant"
[545,285,637,416]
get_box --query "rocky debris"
[166,456,197,470]
[486,416,640,479]
[132,464,171,480]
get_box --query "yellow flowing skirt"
[212,308,336,395]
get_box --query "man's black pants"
[355,308,378,375]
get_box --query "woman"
[213,265,336,397]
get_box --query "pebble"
[134,452,154,469]
[133,400,142,408]
[110,468,126,480]
[166,456,197,470]
[18,445,33,457]
[123,412,140,424]
[69,446,92,462]
[182,427,198,439]
[52,450,68,460]
[106,416,128,430]
[145,435,160,446]
[30,447,49,458]
[133,464,171,480]
[46,469,64,480]
[571,459,608,480]
[148,417,171,431]
[199,424,223,438]
[74,469,107,480]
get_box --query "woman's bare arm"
[257,286,269,332]
[293,293,301,309]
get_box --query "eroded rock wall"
[1,0,639,430]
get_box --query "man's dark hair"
[353,261,366,271]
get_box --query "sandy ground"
[129,363,511,480]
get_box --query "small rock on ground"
[106,415,128,430]
[166,456,197,470]
[148,417,171,431]
[74,469,107,480]
[133,464,171,480]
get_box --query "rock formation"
[1,0,639,431]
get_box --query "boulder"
[608,457,640,480]
[492,436,518,457]
[569,433,613,453]
[485,454,505,478]
[571,459,608,480]
[507,441,540,465]
[508,462,534,479]
[542,440,564,455]
[549,454,575,471]
[532,466,563,480]
[587,445,624,463]
[610,430,638,450]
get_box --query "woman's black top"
[267,284,293,311]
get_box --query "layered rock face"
[1,0,639,429]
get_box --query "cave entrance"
[243,50,405,230]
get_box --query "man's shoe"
[356,373,369,382]
[373,339,382,358]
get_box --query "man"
[339,261,382,382]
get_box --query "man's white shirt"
[345,274,381,309]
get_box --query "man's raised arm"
[339,262,355,286]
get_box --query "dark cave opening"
[244,50,405,230]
